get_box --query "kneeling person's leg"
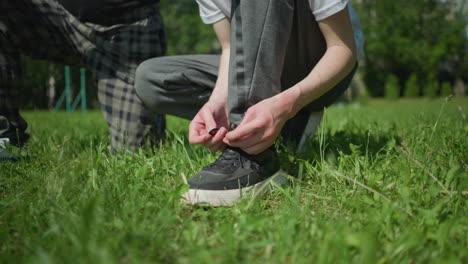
[182,0,295,206]
[0,35,29,149]
[135,55,220,119]
[0,0,85,150]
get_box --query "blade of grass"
[398,145,451,197]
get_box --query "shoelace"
[207,147,244,169]
[0,138,9,151]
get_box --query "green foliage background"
[357,0,467,97]
[160,0,219,55]
[19,0,467,109]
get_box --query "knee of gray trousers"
[135,59,202,120]
[135,60,166,114]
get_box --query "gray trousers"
[136,0,355,143]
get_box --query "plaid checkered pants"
[0,0,166,150]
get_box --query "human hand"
[189,100,230,152]
[223,95,294,155]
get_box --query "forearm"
[209,48,230,104]
[274,7,357,120]
[208,18,231,105]
[279,45,356,118]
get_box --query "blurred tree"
[440,81,453,97]
[160,0,219,55]
[384,74,400,99]
[20,57,97,110]
[356,0,466,97]
[20,57,57,109]
[425,75,439,97]
[404,74,420,97]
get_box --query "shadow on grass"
[280,129,402,175]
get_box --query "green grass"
[1,98,467,263]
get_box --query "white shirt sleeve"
[196,0,227,24]
[309,0,349,21]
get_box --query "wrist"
[209,83,228,104]
[208,93,228,106]
[275,86,303,120]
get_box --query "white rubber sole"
[182,170,289,207]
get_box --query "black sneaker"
[0,138,19,162]
[183,146,286,206]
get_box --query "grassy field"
[1,98,467,263]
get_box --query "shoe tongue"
[207,147,241,169]
[225,147,258,166]
[218,147,240,161]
